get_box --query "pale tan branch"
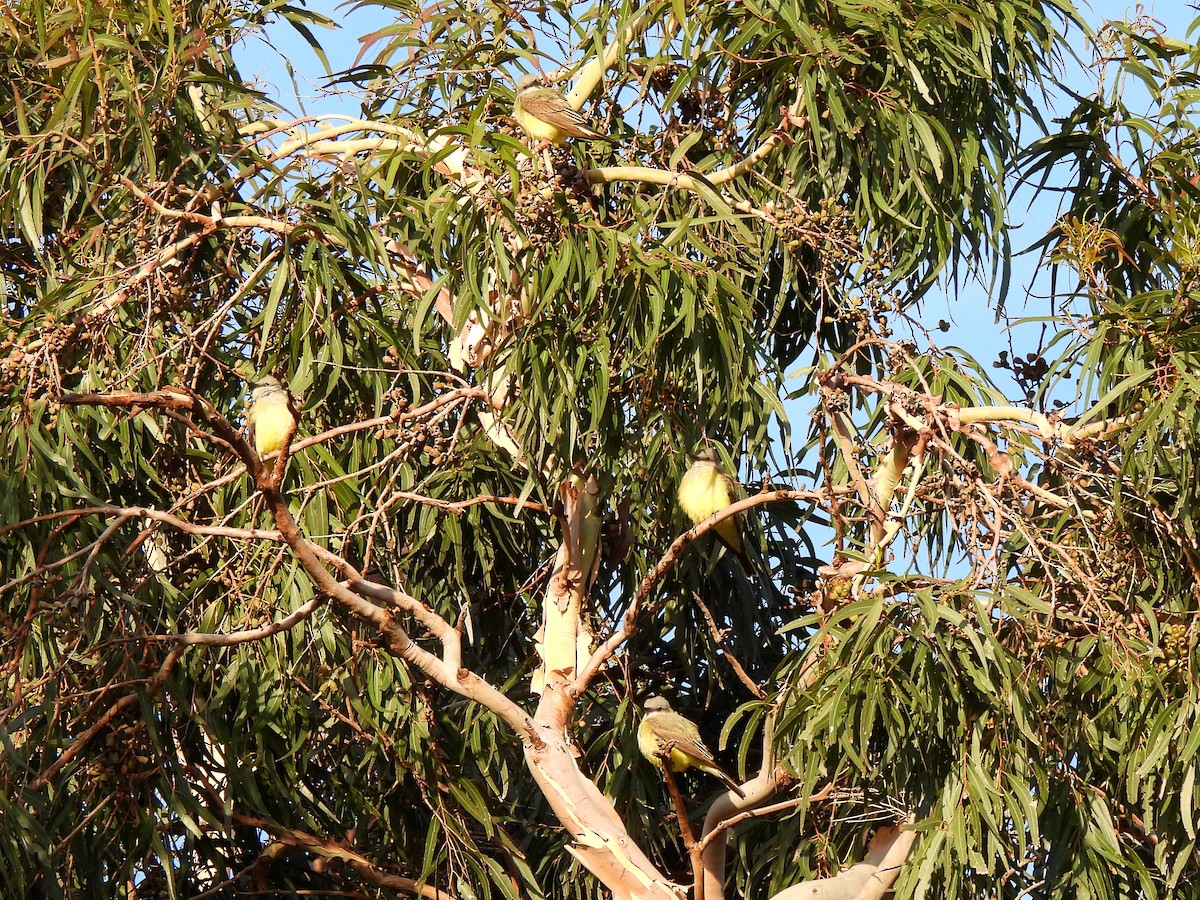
[527,730,683,899]
[820,366,1138,562]
[225,114,341,191]
[866,446,928,568]
[532,472,602,700]
[275,496,539,735]
[700,701,788,899]
[836,370,1139,449]
[698,785,838,853]
[568,3,662,107]
[233,117,477,184]
[956,404,1054,438]
[710,116,803,185]
[390,491,552,516]
[827,404,873,513]
[586,165,712,190]
[132,506,279,542]
[585,104,805,192]
[1063,409,1145,445]
[768,822,916,900]
[117,173,297,235]
[167,594,326,647]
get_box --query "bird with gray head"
[512,73,615,145]
[247,375,295,458]
[637,695,745,797]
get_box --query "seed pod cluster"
[1161,622,1189,668]
[0,317,79,396]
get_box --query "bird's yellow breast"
[678,463,733,524]
[664,747,692,773]
[251,401,294,456]
[637,718,664,767]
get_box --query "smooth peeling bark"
[700,767,786,899]
[523,471,678,899]
[768,825,916,900]
[525,722,684,900]
[532,473,602,694]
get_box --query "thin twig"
[692,592,766,699]
[31,646,185,789]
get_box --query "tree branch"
[54,385,538,740]
[31,645,185,789]
[767,822,916,900]
[700,700,788,900]
[229,813,459,900]
[698,787,837,853]
[571,487,832,697]
[660,760,704,900]
[167,594,326,646]
[532,471,602,700]
[585,99,807,193]
[692,592,767,699]
[567,3,661,107]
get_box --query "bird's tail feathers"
[714,533,756,580]
[702,762,746,799]
[573,125,617,143]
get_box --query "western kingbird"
[247,376,294,457]
[678,448,753,576]
[513,74,614,145]
[637,696,745,797]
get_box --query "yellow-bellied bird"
[247,376,294,458]
[513,74,614,145]
[678,448,753,576]
[637,696,745,798]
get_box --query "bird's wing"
[672,736,746,797]
[715,466,755,577]
[672,735,719,767]
[719,467,745,503]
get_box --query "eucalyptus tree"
[3,0,1197,897]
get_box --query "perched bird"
[637,696,745,798]
[513,73,615,145]
[246,376,295,457]
[677,448,753,576]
